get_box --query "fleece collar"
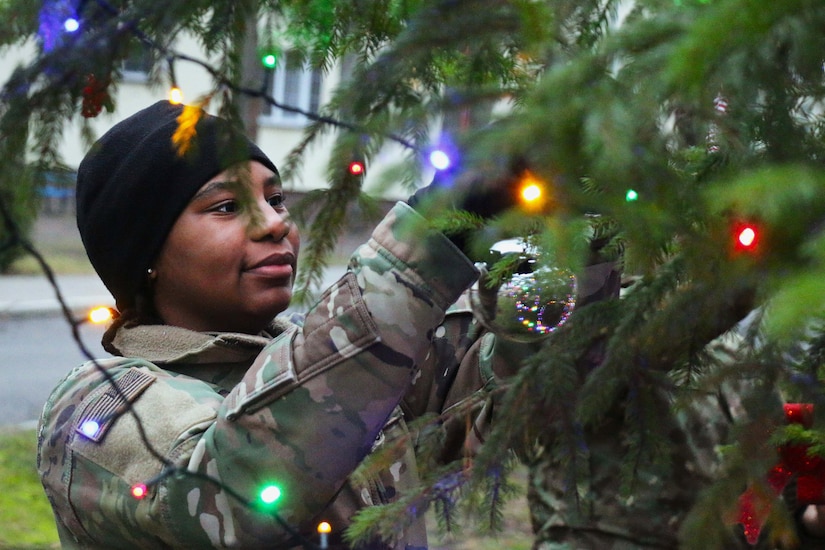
[106,319,293,365]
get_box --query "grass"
[0,428,59,549]
[8,253,94,275]
[7,211,94,275]
[1,212,84,549]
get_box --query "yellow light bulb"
[517,171,549,211]
[169,87,184,105]
[521,183,542,203]
[317,521,331,549]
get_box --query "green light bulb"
[261,54,277,69]
[260,484,282,504]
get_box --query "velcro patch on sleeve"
[74,367,156,443]
[224,327,298,420]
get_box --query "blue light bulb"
[429,150,451,171]
[80,420,100,438]
[64,18,79,33]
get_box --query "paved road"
[0,313,107,427]
[0,265,348,427]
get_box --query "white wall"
[0,33,409,199]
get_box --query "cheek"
[157,223,242,281]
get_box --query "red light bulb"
[734,222,760,252]
[131,483,148,499]
[348,161,364,176]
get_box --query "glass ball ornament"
[469,241,577,342]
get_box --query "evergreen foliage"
[4,0,825,547]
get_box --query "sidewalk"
[0,273,112,318]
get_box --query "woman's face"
[152,160,300,334]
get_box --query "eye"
[212,200,238,214]
[268,193,286,210]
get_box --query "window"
[121,49,152,83]
[262,51,323,126]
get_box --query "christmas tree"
[3,0,825,548]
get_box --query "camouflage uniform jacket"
[37,203,511,549]
[529,379,752,550]
[528,331,824,549]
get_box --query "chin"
[258,294,292,319]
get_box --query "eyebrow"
[191,176,281,202]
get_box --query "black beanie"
[76,100,279,311]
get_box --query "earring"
[147,267,157,281]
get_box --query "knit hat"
[76,100,279,311]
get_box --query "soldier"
[36,100,537,549]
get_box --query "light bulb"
[131,483,148,499]
[168,87,184,105]
[64,18,80,33]
[260,484,282,504]
[429,149,451,171]
[88,306,113,324]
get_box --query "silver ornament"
[469,239,577,342]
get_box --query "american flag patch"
[75,367,156,443]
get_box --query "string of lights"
[36,0,466,192]
[61,0,426,155]
[0,183,327,550]
[16,4,484,546]
[11,2,481,547]
[24,1,439,547]
[1,185,512,548]
[4,155,330,542]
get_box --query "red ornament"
[81,74,112,118]
[737,486,775,544]
[784,403,814,427]
[734,403,825,544]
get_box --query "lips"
[246,251,296,279]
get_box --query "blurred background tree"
[3,0,825,548]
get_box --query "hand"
[407,157,526,220]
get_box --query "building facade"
[0,33,408,201]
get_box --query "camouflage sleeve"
[196,203,478,541]
[38,202,478,548]
[400,292,537,463]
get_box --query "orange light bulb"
[88,306,113,324]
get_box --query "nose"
[247,199,291,241]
